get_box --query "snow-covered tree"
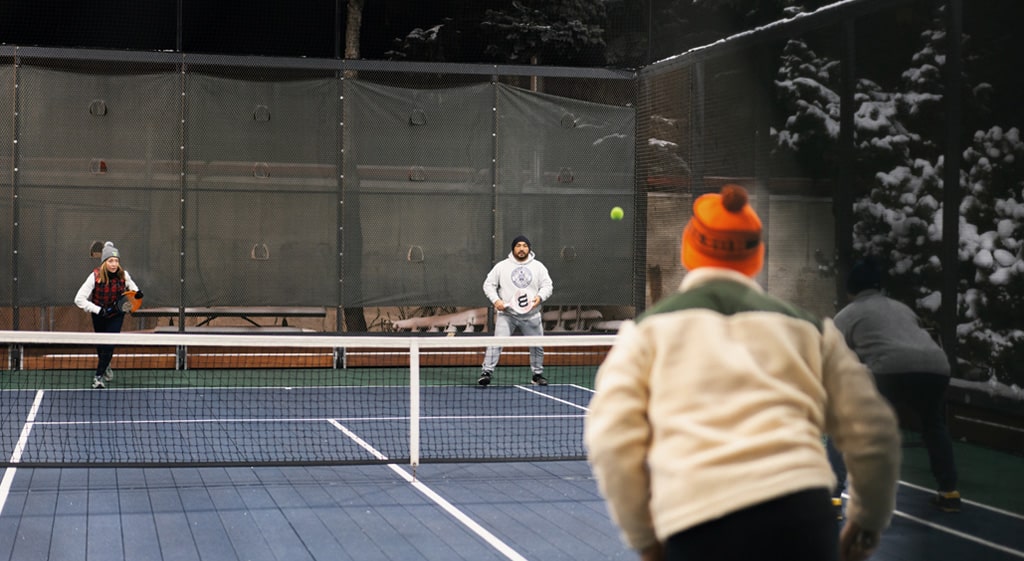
[770,12,1024,388]
[956,127,1024,382]
[848,23,949,310]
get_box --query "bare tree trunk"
[344,0,364,79]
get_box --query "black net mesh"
[0,331,612,467]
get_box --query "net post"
[8,344,22,370]
[409,339,420,471]
[176,345,187,370]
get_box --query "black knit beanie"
[847,256,883,294]
[511,235,531,251]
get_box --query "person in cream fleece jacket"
[585,185,900,561]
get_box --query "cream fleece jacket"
[584,268,900,551]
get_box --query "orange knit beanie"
[681,184,764,277]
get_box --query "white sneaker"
[92,377,106,389]
[103,367,113,382]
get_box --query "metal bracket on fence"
[250,243,270,260]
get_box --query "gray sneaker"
[92,377,106,389]
[103,366,113,382]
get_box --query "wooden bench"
[152,326,313,334]
[391,306,609,333]
[134,306,327,328]
[391,308,487,333]
[542,307,604,331]
[589,320,623,332]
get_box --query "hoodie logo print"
[511,266,533,289]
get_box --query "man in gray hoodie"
[479,235,553,387]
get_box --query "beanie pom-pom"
[721,184,748,213]
[100,241,120,264]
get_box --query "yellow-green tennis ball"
[610,206,624,221]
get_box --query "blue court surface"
[2,463,1022,561]
[0,383,1021,560]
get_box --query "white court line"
[515,385,590,411]
[0,390,45,517]
[568,383,596,393]
[954,415,1024,434]
[836,482,1024,558]
[892,508,1024,559]
[27,414,582,427]
[898,480,1024,520]
[328,419,530,561]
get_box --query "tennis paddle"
[512,288,538,313]
[116,291,143,313]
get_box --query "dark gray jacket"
[833,290,950,377]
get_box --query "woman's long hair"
[97,263,125,284]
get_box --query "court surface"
[1,382,1021,560]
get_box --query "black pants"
[91,312,125,378]
[828,372,957,492]
[877,372,958,491]
[665,488,838,561]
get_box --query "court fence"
[0,49,638,334]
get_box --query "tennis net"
[0,330,614,467]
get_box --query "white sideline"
[0,390,45,517]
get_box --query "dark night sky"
[2,0,1021,116]
[0,1,490,60]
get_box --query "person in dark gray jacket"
[832,256,960,512]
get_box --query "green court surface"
[0,365,599,390]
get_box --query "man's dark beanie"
[847,256,883,295]
[512,235,531,250]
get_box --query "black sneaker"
[531,374,548,386]
[478,371,492,386]
[932,490,961,512]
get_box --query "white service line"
[836,482,1024,558]
[892,509,1024,559]
[328,419,530,561]
[515,385,590,411]
[953,414,1024,434]
[0,390,45,517]
[898,480,1024,520]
